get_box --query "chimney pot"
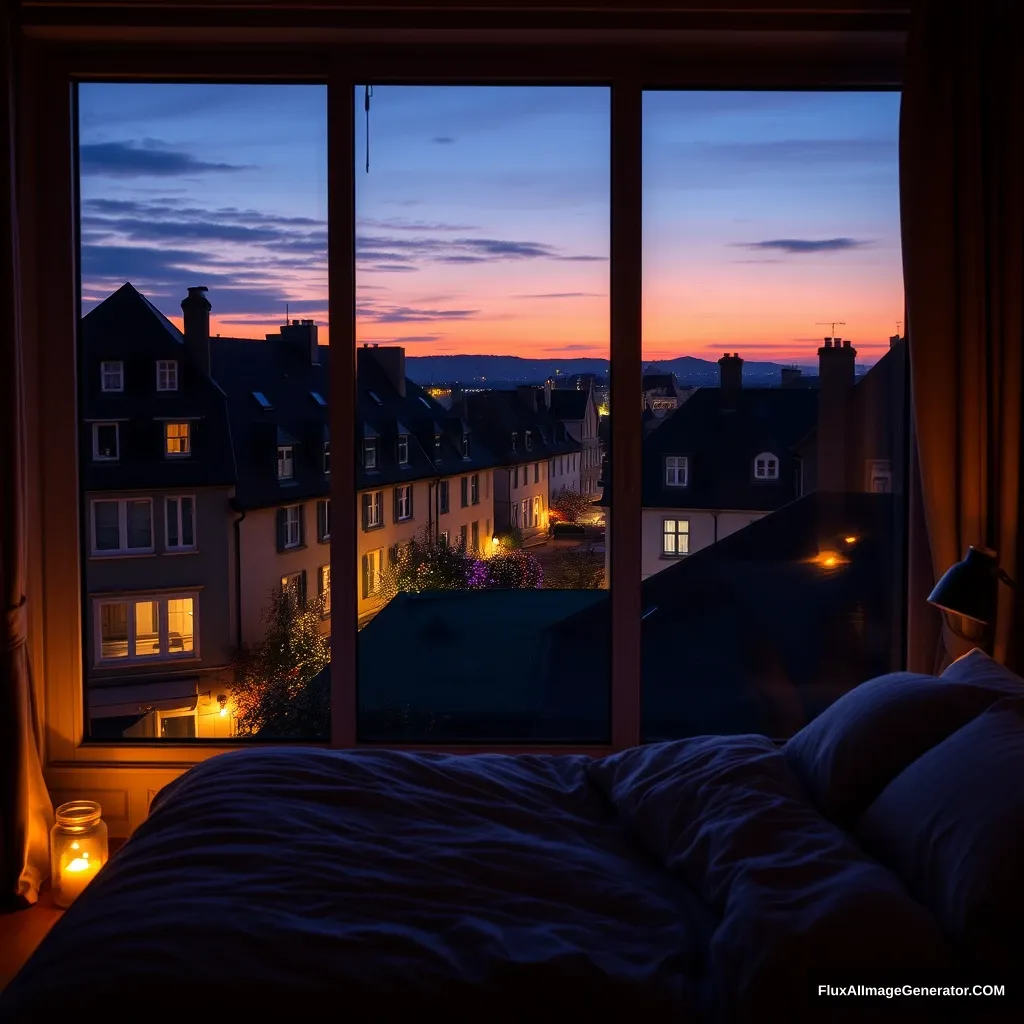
[181,285,212,378]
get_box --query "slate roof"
[642,372,677,392]
[209,341,503,510]
[79,282,236,492]
[638,386,819,511]
[463,389,581,466]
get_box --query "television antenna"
[895,320,902,335]
[816,320,846,336]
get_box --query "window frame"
[93,590,200,665]
[163,420,191,458]
[164,494,197,552]
[282,504,302,549]
[397,434,410,465]
[363,436,378,470]
[23,27,906,781]
[277,444,294,480]
[100,359,123,392]
[395,483,413,522]
[753,451,779,480]
[90,497,154,556]
[155,358,179,392]
[664,455,689,488]
[662,517,690,558]
[90,421,119,461]
[323,440,331,475]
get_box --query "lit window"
[100,360,123,392]
[362,490,383,530]
[663,519,690,557]
[318,564,331,617]
[362,549,383,598]
[95,593,196,663]
[156,359,178,391]
[91,498,153,555]
[398,435,409,465]
[165,422,191,457]
[165,496,196,551]
[280,570,304,608]
[664,455,688,487]
[91,422,119,461]
[277,445,294,480]
[363,436,378,470]
[754,452,779,480]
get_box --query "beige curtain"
[901,0,1024,673]
[1,4,52,907]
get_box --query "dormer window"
[253,391,273,409]
[100,360,123,392]
[511,432,518,452]
[363,437,378,470]
[398,434,410,465]
[461,434,470,459]
[156,359,178,392]
[434,434,442,462]
[525,430,532,450]
[664,455,688,487]
[164,422,190,458]
[277,445,294,481]
[754,453,779,480]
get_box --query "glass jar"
[50,800,108,908]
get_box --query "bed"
[2,649,1023,1022]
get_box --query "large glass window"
[640,91,907,741]
[354,86,611,743]
[77,83,328,741]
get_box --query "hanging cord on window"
[364,85,373,173]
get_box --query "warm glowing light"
[491,536,500,548]
[844,535,858,545]
[220,707,228,717]
[59,853,100,903]
[813,550,849,570]
[823,556,838,568]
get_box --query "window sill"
[660,553,689,560]
[280,543,308,553]
[318,535,330,544]
[396,516,413,524]
[94,654,202,669]
[163,548,199,556]
[363,523,385,533]
[90,550,156,560]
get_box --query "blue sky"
[78,83,901,363]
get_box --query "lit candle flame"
[66,857,91,873]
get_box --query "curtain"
[901,0,1024,673]
[1,4,52,907]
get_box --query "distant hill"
[403,353,828,386]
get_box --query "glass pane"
[355,86,611,743]
[134,600,160,657]
[93,500,120,550]
[167,598,194,653]
[641,91,906,741]
[100,603,129,659]
[125,500,152,549]
[78,83,328,740]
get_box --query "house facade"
[79,283,238,739]
[548,381,603,498]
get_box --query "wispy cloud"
[359,303,479,324]
[432,136,456,145]
[736,237,869,255]
[80,140,253,177]
[357,217,478,232]
[512,291,606,299]
[392,334,445,343]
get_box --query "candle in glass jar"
[58,851,100,905]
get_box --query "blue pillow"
[784,654,1024,827]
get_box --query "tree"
[543,545,605,590]
[550,488,591,525]
[485,549,543,589]
[231,588,330,739]
[379,528,484,599]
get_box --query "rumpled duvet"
[0,738,951,1022]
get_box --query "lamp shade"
[927,545,998,625]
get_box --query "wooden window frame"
[19,17,903,808]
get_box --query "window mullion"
[328,69,358,749]
[609,78,643,752]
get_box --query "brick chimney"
[181,286,211,377]
[543,379,553,410]
[271,318,320,364]
[718,353,743,408]
[358,344,406,397]
[816,337,857,491]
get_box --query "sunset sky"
[78,84,902,365]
